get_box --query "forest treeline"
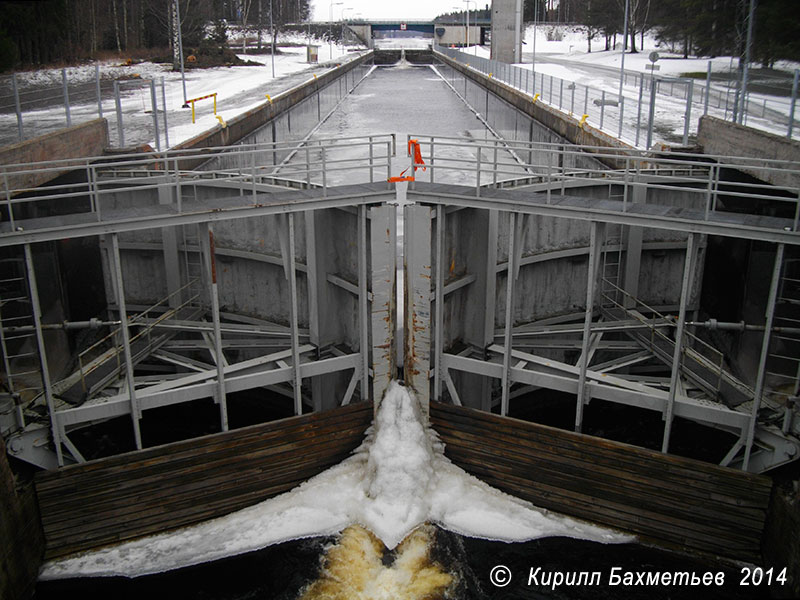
[0,0,311,70]
[519,0,799,66]
[0,0,798,72]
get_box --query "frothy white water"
[40,382,631,580]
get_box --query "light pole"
[463,0,476,55]
[618,0,630,100]
[269,0,275,78]
[532,0,538,76]
[174,0,187,107]
[329,1,343,59]
[341,7,353,47]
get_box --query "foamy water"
[300,524,454,600]
[40,382,629,581]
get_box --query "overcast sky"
[310,0,486,21]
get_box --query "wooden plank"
[428,402,771,562]
[36,402,372,485]
[431,420,769,521]
[36,416,370,504]
[37,403,373,559]
[431,403,771,497]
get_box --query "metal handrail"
[599,277,730,398]
[77,278,200,396]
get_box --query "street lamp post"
[269,0,275,78]
[342,7,353,46]
[174,0,187,107]
[618,0,630,100]
[463,0,476,55]
[329,1,343,60]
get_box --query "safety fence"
[435,45,800,147]
[0,67,170,150]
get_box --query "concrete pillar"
[491,0,523,63]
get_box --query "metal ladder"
[0,256,42,407]
[600,225,624,310]
[764,248,800,429]
[181,222,207,309]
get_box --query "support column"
[109,233,143,450]
[500,213,518,416]
[662,232,699,453]
[404,204,432,412]
[743,243,785,470]
[199,223,228,431]
[358,205,370,401]
[158,186,181,309]
[287,214,303,415]
[575,221,605,432]
[370,205,397,407]
[433,205,445,402]
[622,182,646,308]
[23,245,63,466]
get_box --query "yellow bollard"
[191,100,196,124]
[265,94,273,104]
[579,114,589,129]
[216,115,226,128]
[533,93,540,103]
[213,93,217,115]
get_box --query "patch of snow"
[39,381,630,580]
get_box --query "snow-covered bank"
[40,381,629,580]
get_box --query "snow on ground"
[39,381,629,580]
[505,24,799,145]
[0,34,360,149]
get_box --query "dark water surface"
[35,529,775,600]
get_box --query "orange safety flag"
[388,139,426,183]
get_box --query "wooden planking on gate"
[36,402,373,559]
[430,401,772,562]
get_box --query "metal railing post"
[114,80,125,147]
[149,79,161,152]
[683,79,694,146]
[704,60,712,116]
[646,77,658,149]
[161,77,170,148]
[61,68,71,127]
[95,64,103,118]
[11,73,23,141]
[788,69,799,139]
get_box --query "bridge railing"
[0,134,396,230]
[405,134,800,233]
[434,44,800,147]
